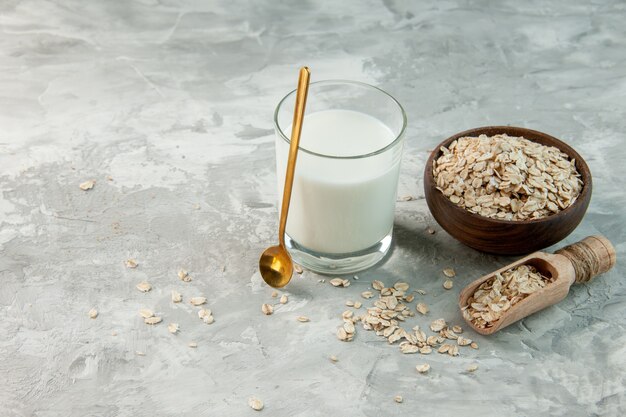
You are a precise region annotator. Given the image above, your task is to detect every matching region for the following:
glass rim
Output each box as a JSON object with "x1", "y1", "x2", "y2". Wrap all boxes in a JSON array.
[{"x1": 273, "y1": 80, "x2": 407, "y2": 160}]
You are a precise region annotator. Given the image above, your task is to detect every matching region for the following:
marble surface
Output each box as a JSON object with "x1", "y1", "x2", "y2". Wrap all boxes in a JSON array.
[{"x1": 1, "y1": 0, "x2": 625, "y2": 415}]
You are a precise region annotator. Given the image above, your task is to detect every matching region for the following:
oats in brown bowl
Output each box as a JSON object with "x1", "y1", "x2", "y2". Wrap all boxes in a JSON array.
[{"x1": 433, "y1": 134, "x2": 583, "y2": 221}]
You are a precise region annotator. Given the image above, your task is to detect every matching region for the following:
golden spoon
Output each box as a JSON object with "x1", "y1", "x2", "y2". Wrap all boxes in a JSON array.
[{"x1": 259, "y1": 67, "x2": 310, "y2": 288}]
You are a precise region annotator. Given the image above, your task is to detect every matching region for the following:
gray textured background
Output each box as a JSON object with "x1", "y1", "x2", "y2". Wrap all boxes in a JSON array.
[{"x1": 1, "y1": 0, "x2": 625, "y2": 416}]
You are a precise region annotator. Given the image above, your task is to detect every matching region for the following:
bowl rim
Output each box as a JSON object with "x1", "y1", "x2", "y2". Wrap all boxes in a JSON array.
[{"x1": 424, "y1": 125, "x2": 592, "y2": 225}]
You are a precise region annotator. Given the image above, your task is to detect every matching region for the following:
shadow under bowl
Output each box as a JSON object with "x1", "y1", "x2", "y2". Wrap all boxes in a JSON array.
[{"x1": 423, "y1": 126, "x2": 592, "y2": 255}]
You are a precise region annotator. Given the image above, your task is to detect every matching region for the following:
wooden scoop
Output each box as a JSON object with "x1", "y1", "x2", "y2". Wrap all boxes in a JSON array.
[{"x1": 459, "y1": 235, "x2": 616, "y2": 335}]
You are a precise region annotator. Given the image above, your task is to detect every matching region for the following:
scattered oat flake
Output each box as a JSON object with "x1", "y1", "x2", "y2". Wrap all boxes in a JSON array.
[
  {"x1": 443, "y1": 279, "x2": 454, "y2": 290},
  {"x1": 400, "y1": 344, "x2": 420, "y2": 354},
  {"x1": 394, "y1": 282, "x2": 409, "y2": 291},
  {"x1": 135, "y1": 351, "x2": 145, "y2": 356},
  {"x1": 452, "y1": 325, "x2": 463, "y2": 334},
  {"x1": 470, "y1": 342, "x2": 479, "y2": 349},
  {"x1": 198, "y1": 308, "x2": 213, "y2": 322},
  {"x1": 416, "y1": 363, "x2": 430, "y2": 373},
  {"x1": 125, "y1": 259, "x2": 138, "y2": 269},
  {"x1": 345, "y1": 300, "x2": 354, "y2": 307},
  {"x1": 438, "y1": 344, "x2": 451, "y2": 354},
  {"x1": 190, "y1": 297, "x2": 207, "y2": 306},
  {"x1": 171, "y1": 290, "x2": 182, "y2": 303},
  {"x1": 341, "y1": 279, "x2": 350, "y2": 287},
  {"x1": 443, "y1": 268, "x2": 456, "y2": 277},
  {"x1": 416, "y1": 289, "x2": 426, "y2": 295},
  {"x1": 361, "y1": 291, "x2": 374, "y2": 299},
  {"x1": 353, "y1": 301, "x2": 362, "y2": 309},
  {"x1": 168, "y1": 323, "x2": 179, "y2": 334},
  {"x1": 427, "y1": 227, "x2": 436, "y2": 235},
  {"x1": 394, "y1": 395, "x2": 403, "y2": 403},
  {"x1": 448, "y1": 344, "x2": 460, "y2": 356},
  {"x1": 178, "y1": 269, "x2": 191, "y2": 282},
  {"x1": 426, "y1": 336, "x2": 439, "y2": 346},
  {"x1": 280, "y1": 294, "x2": 288, "y2": 304},
  {"x1": 248, "y1": 397, "x2": 264, "y2": 411},
  {"x1": 329, "y1": 355, "x2": 338, "y2": 362},
  {"x1": 111, "y1": 331, "x2": 117, "y2": 336},
  {"x1": 416, "y1": 303, "x2": 429, "y2": 315},
  {"x1": 136, "y1": 281, "x2": 152, "y2": 292},
  {"x1": 343, "y1": 321, "x2": 355, "y2": 334},
  {"x1": 188, "y1": 342, "x2": 197, "y2": 348},
  {"x1": 139, "y1": 308, "x2": 154, "y2": 319},
  {"x1": 329, "y1": 278, "x2": 344, "y2": 287},
  {"x1": 79, "y1": 180, "x2": 95, "y2": 191},
  {"x1": 271, "y1": 291, "x2": 278, "y2": 298},
  {"x1": 467, "y1": 364, "x2": 479, "y2": 372},
  {"x1": 457, "y1": 336, "x2": 472, "y2": 346},
  {"x1": 294, "y1": 264, "x2": 303, "y2": 274},
  {"x1": 419, "y1": 346, "x2": 432, "y2": 355},
  {"x1": 198, "y1": 309, "x2": 209, "y2": 319},
  {"x1": 144, "y1": 316, "x2": 162, "y2": 325},
  {"x1": 261, "y1": 303, "x2": 273, "y2": 315},
  {"x1": 372, "y1": 280, "x2": 385, "y2": 291},
  {"x1": 88, "y1": 308, "x2": 98, "y2": 319},
  {"x1": 297, "y1": 316, "x2": 310, "y2": 322},
  {"x1": 430, "y1": 318, "x2": 447, "y2": 332},
  {"x1": 337, "y1": 327, "x2": 352, "y2": 342}
]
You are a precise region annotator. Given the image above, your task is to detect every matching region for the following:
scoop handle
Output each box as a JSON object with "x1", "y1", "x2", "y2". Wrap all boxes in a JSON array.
[{"x1": 555, "y1": 235, "x2": 616, "y2": 284}]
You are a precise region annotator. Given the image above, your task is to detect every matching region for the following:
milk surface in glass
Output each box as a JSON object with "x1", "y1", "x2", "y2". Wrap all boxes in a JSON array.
[{"x1": 277, "y1": 109, "x2": 400, "y2": 254}]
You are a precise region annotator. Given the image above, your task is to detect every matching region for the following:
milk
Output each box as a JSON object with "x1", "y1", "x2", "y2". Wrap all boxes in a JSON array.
[{"x1": 276, "y1": 109, "x2": 401, "y2": 254}]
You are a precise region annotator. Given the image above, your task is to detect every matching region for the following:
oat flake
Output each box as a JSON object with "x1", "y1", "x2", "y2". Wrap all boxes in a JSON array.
[
  {"x1": 178, "y1": 269, "x2": 191, "y2": 282},
  {"x1": 416, "y1": 363, "x2": 430, "y2": 373},
  {"x1": 144, "y1": 316, "x2": 162, "y2": 325},
  {"x1": 139, "y1": 308, "x2": 154, "y2": 319},
  {"x1": 443, "y1": 268, "x2": 456, "y2": 277},
  {"x1": 190, "y1": 297, "x2": 207, "y2": 306},
  {"x1": 261, "y1": 304, "x2": 273, "y2": 315},
  {"x1": 125, "y1": 259, "x2": 138, "y2": 269},
  {"x1": 248, "y1": 397, "x2": 264, "y2": 411},
  {"x1": 79, "y1": 180, "x2": 95, "y2": 191},
  {"x1": 171, "y1": 290, "x2": 182, "y2": 303}
]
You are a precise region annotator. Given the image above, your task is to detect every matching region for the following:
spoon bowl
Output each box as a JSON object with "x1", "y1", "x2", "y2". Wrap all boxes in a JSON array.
[{"x1": 259, "y1": 245, "x2": 294, "y2": 288}]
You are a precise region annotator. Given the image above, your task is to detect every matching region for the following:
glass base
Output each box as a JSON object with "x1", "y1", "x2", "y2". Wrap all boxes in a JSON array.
[{"x1": 285, "y1": 231, "x2": 392, "y2": 275}]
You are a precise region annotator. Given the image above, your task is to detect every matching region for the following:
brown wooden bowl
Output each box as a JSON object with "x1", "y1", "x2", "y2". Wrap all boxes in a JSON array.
[{"x1": 423, "y1": 126, "x2": 592, "y2": 255}]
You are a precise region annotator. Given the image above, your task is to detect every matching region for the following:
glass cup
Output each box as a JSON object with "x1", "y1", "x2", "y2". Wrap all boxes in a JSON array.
[{"x1": 274, "y1": 80, "x2": 406, "y2": 275}]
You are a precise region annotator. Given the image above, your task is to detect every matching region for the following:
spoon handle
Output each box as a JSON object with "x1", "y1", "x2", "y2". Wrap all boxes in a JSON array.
[
  {"x1": 555, "y1": 235, "x2": 616, "y2": 284},
  {"x1": 279, "y1": 67, "x2": 310, "y2": 247}
]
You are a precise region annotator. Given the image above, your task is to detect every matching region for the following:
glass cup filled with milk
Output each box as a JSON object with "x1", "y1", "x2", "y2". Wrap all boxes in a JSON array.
[{"x1": 274, "y1": 80, "x2": 406, "y2": 274}]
